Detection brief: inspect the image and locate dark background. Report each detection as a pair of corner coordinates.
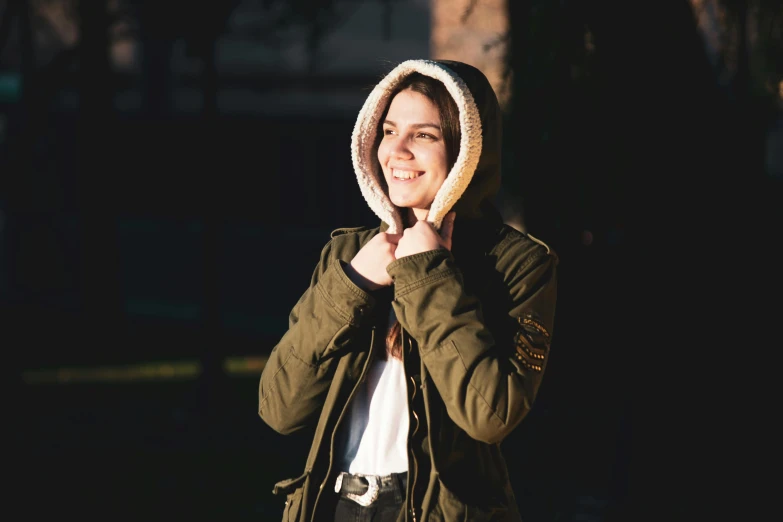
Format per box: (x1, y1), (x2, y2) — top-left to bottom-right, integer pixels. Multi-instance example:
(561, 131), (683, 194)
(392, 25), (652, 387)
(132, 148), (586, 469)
(3, 1), (781, 520)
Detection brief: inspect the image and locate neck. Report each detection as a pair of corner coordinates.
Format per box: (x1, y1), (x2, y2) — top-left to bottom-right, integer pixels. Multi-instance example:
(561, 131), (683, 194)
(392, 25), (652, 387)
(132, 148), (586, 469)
(406, 208), (428, 227)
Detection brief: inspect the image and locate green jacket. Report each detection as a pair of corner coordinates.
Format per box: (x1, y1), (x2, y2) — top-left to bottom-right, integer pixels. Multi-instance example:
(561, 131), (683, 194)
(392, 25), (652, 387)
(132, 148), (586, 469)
(258, 60), (558, 522)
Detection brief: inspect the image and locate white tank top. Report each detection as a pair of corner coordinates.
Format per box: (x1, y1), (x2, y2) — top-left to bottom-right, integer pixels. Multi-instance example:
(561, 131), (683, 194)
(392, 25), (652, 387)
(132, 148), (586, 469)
(341, 311), (409, 475)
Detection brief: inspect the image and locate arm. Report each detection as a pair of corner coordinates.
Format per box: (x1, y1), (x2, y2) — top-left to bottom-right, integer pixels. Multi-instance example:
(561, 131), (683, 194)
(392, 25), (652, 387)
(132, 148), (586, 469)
(387, 240), (557, 444)
(258, 240), (376, 435)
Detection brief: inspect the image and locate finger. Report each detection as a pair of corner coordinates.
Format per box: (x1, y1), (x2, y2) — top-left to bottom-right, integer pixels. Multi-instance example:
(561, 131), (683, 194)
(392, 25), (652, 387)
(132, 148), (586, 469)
(440, 212), (456, 242)
(413, 218), (440, 234)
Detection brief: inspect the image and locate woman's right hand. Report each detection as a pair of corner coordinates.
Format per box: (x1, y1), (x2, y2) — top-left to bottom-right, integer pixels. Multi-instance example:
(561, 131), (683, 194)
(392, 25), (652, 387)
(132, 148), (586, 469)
(345, 232), (401, 291)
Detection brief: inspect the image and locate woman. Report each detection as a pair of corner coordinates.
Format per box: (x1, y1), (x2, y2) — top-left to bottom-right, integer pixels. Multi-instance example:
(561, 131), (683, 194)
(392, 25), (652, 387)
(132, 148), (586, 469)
(258, 59), (558, 522)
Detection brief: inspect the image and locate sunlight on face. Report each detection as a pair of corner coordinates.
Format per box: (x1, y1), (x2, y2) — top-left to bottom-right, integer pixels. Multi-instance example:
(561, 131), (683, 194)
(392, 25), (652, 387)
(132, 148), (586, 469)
(377, 89), (449, 222)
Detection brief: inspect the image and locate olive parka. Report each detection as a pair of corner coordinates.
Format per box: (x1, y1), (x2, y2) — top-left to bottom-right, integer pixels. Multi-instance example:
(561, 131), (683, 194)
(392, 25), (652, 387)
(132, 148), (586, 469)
(258, 59), (558, 522)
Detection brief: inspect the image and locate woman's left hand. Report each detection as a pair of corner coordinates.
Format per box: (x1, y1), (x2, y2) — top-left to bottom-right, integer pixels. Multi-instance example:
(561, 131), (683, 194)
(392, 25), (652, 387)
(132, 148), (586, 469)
(395, 212), (456, 259)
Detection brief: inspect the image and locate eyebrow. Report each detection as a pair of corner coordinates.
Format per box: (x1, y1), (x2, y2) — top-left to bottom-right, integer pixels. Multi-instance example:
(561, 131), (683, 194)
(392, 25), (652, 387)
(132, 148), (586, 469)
(383, 120), (442, 131)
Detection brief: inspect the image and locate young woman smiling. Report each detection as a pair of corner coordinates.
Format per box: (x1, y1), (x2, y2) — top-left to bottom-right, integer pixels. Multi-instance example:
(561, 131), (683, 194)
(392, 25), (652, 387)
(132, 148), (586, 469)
(259, 60), (558, 522)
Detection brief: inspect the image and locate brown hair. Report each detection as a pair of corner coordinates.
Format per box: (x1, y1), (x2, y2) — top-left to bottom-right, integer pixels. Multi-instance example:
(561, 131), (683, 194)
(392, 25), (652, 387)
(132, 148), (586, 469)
(379, 73), (461, 359)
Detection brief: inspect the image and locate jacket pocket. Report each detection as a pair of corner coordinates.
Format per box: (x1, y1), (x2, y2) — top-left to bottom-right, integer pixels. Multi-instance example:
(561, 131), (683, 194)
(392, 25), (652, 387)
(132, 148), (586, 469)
(428, 479), (509, 522)
(274, 472), (309, 522)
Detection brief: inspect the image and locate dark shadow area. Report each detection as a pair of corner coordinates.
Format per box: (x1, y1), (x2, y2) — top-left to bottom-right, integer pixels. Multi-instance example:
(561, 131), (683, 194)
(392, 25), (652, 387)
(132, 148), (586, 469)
(3, 0), (780, 520)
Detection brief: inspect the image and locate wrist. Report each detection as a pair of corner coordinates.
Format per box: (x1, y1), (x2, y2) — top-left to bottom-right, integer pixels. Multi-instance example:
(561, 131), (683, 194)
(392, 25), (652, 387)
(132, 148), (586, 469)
(345, 262), (382, 291)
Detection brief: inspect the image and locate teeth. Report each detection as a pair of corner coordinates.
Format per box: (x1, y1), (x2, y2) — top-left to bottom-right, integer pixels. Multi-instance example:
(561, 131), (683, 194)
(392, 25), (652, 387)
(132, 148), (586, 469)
(392, 169), (421, 180)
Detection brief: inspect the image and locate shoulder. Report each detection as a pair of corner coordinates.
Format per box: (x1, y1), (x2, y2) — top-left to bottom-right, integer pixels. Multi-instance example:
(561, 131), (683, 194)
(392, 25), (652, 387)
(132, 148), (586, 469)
(329, 225), (378, 240)
(306, 225), (380, 284)
(491, 225), (559, 274)
(325, 225), (381, 263)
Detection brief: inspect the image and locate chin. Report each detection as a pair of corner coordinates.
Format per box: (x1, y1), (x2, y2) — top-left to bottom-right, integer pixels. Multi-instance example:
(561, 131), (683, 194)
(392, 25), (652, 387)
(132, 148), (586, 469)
(389, 194), (411, 208)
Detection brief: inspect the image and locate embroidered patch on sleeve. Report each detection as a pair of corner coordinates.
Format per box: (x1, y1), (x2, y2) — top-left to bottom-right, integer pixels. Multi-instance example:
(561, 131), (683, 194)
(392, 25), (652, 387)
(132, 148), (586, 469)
(513, 313), (550, 372)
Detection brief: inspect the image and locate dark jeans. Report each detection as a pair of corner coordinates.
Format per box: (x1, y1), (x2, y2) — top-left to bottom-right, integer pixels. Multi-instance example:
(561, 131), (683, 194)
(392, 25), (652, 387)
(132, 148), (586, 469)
(333, 473), (406, 522)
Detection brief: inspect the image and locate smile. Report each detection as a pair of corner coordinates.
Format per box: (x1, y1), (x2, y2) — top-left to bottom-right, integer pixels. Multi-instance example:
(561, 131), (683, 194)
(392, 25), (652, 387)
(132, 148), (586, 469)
(391, 169), (424, 180)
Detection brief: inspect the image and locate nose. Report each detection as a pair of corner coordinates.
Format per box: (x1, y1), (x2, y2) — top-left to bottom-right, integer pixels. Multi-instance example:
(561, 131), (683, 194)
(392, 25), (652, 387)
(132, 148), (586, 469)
(389, 137), (413, 159)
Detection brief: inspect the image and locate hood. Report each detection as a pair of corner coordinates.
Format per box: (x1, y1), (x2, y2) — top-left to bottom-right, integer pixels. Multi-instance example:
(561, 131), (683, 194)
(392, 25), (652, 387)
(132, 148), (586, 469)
(351, 59), (502, 234)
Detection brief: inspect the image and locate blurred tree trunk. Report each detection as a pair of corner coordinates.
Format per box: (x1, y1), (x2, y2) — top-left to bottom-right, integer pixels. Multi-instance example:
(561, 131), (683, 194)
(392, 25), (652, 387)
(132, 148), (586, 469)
(77, 0), (121, 343)
(2, 0), (35, 412)
(504, 1), (747, 520)
(505, 0), (595, 244)
(505, 0), (547, 237)
(201, 35), (218, 119)
(724, 0), (772, 197)
(0, 1), (17, 54)
(3, 0), (36, 175)
(137, 0), (174, 117)
(197, 30), (222, 431)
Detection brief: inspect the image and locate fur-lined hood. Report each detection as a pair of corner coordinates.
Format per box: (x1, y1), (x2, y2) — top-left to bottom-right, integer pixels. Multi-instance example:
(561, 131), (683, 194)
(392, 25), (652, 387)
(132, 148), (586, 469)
(351, 59), (502, 234)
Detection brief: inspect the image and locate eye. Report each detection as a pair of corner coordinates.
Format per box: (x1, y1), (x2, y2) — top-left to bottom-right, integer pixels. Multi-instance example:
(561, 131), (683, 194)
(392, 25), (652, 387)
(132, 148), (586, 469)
(417, 132), (437, 140)
(383, 128), (396, 136)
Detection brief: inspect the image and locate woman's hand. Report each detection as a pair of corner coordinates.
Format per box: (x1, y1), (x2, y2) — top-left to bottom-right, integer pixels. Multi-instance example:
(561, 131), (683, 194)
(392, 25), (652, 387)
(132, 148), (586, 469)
(395, 212), (456, 259)
(346, 232), (401, 290)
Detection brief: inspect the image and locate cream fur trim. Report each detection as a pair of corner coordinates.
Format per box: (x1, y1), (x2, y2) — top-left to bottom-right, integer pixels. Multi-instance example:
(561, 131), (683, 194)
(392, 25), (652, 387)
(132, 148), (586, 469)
(351, 60), (483, 234)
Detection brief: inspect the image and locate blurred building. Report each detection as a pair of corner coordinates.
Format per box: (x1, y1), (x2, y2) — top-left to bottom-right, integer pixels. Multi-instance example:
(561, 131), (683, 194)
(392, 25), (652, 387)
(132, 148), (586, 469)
(2, 0), (512, 115)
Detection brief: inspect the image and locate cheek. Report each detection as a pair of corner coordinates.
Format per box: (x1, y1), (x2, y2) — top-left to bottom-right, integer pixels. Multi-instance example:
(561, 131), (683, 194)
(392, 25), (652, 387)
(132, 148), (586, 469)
(423, 149), (447, 177)
(377, 141), (388, 166)
(437, 150), (449, 178)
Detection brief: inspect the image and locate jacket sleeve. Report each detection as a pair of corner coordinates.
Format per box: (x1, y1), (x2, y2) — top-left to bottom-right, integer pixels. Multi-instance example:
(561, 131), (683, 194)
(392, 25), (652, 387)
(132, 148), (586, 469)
(386, 242), (557, 444)
(258, 240), (376, 435)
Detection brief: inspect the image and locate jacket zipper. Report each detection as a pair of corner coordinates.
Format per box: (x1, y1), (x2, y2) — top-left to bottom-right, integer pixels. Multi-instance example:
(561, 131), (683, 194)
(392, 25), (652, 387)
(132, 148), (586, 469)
(311, 327), (377, 522)
(402, 328), (418, 522)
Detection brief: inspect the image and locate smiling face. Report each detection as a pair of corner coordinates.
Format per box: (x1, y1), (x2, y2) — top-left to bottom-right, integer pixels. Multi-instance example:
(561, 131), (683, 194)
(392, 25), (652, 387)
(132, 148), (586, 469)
(377, 89), (450, 223)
